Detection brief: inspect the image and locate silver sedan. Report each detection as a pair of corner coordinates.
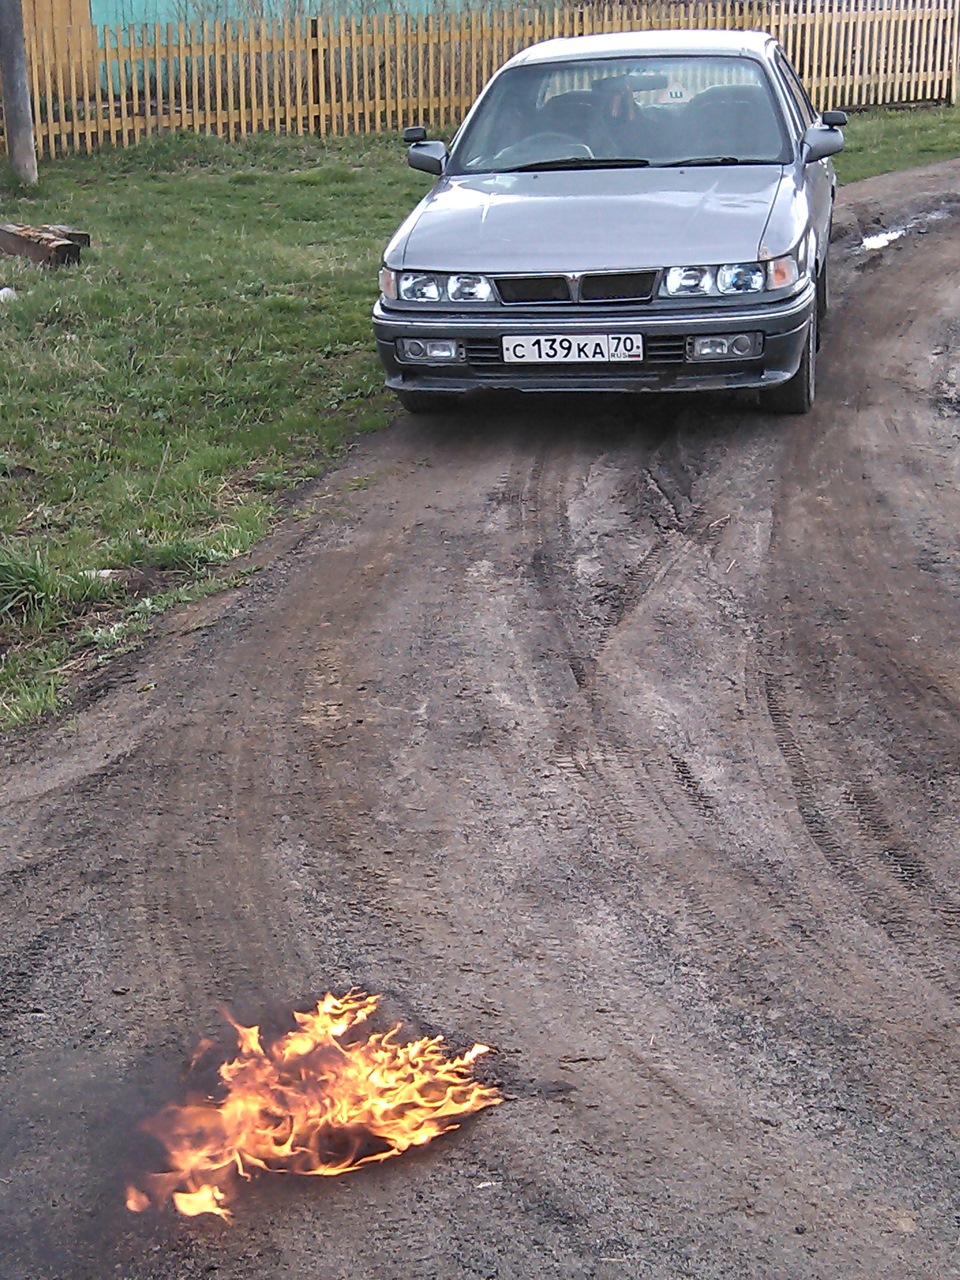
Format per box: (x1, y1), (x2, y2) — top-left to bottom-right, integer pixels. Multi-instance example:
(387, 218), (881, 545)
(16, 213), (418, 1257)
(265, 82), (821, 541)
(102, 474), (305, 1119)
(373, 30), (845, 415)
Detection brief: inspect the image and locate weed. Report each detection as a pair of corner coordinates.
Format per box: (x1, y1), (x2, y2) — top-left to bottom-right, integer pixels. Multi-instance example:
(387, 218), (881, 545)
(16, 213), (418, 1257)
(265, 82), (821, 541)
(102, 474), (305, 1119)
(0, 543), (115, 630)
(0, 642), (71, 728)
(0, 545), (62, 625)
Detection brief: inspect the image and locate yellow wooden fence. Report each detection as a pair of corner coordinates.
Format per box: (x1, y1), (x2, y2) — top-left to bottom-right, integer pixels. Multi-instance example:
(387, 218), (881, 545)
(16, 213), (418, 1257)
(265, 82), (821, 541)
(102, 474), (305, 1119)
(23, 0), (91, 64)
(9, 0), (960, 158)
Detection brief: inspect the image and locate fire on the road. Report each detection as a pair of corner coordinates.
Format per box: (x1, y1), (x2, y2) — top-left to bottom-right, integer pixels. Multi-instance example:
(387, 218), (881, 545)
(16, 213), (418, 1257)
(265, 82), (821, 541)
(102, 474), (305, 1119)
(126, 990), (501, 1220)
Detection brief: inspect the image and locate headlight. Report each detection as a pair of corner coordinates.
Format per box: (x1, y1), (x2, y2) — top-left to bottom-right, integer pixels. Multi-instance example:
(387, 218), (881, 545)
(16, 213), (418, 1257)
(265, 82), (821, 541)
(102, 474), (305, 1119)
(661, 254), (803, 297)
(717, 263), (766, 295)
(395, 271), (495, 303)
(399, 272), (443, 302)
(664, 266), (714, 296)
(447, 273), (494, 302)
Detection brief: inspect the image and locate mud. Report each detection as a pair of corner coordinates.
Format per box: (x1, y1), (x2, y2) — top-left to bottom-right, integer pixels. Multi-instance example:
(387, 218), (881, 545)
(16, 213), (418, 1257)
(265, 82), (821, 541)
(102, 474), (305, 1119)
(2, 162), (960, 1280)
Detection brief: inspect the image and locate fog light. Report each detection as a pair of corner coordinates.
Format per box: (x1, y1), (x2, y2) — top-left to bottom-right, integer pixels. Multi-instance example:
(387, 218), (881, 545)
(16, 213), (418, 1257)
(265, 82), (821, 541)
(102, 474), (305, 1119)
(425, 339), (460, 360)
(397, 338), (462, 363)
(688, 333), (761, 361)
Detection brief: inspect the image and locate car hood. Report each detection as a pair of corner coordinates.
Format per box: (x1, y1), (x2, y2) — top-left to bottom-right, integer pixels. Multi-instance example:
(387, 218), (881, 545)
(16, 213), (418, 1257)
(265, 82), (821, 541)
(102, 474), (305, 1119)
(390, 166), (786, 273)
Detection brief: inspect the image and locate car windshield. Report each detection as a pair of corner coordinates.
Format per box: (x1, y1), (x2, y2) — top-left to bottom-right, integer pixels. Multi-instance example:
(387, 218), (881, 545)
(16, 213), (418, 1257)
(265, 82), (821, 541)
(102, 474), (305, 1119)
(450, 54), (790, 174)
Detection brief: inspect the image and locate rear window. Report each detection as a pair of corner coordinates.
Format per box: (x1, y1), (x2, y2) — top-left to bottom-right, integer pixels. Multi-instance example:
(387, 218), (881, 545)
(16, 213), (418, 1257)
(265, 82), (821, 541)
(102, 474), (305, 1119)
(451, 54), (790, 173)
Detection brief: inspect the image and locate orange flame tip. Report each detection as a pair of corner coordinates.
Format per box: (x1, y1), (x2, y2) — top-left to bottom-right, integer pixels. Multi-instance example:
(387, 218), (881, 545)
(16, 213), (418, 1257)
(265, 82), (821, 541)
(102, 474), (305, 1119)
(125, 1186), (150, 1213)
(172, 1186), (232, 1220)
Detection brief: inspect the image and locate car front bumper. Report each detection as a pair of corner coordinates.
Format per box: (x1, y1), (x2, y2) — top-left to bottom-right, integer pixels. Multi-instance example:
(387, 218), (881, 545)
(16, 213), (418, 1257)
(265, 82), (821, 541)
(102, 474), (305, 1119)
(372, 284), (815, 395)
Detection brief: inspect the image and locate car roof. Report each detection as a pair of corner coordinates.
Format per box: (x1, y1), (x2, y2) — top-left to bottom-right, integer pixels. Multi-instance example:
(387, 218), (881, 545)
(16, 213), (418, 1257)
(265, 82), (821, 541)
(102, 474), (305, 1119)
(505, 29), (777, 67)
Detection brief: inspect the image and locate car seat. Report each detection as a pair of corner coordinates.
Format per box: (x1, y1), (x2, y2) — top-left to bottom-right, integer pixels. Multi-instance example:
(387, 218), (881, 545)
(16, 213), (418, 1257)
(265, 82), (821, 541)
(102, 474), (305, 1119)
(682, 84), (784, 160)
(535, 91), (615, 155)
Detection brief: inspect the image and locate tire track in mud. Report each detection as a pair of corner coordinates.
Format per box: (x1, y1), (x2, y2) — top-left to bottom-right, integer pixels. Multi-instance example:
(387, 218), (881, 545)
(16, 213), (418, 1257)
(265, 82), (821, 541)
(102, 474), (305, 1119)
(591, 452), (734, 654)
(499, 416), (960, 1132)
(485, 467), (526, 515)
(539, 714), (926, 1180)
(551, 724), (827, 978)
(488, 434), (758, 968)
(843, 778), (941, 894)
(505, 430), (834, 994)
(667, 751), (718, 817)
(762, 668), (960, 998)
(530, 638), (957, 1207)
(750, 220), (960, 1013)
(506, 425), (723, 692)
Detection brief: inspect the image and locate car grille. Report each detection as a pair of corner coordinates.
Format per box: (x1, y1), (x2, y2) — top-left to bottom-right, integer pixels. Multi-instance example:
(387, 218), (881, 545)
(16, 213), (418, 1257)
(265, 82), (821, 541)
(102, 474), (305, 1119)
(643, 337), (687, 363)
(495, 276), (570, 304)
(580, 271), (657, 302)
(464, 336), (687, 367)
(493, 272), (659, 305)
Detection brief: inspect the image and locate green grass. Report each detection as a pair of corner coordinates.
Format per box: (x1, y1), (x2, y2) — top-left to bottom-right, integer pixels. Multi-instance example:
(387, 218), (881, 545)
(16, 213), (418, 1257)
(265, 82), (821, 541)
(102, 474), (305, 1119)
(0, 542), (116, 627)
(834, 101), (960, 185)
(0, 130), (427, 729)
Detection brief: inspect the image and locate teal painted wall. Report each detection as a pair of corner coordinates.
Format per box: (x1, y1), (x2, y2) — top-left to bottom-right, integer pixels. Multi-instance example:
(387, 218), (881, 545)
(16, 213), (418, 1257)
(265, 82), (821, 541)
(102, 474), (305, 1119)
(90, 0), (432, 25)
(92, 0), (306, 24)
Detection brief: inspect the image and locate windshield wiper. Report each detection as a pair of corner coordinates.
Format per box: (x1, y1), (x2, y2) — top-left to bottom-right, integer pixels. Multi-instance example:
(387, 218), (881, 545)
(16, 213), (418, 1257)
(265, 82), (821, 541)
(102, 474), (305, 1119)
(503, 156), (652, 173)
(658, 156), (769, 168)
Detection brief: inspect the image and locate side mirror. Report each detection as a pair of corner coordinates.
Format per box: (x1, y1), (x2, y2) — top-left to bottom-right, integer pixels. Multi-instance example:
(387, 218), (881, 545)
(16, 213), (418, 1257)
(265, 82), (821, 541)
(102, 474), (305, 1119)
(801, 123), (844, 164)
(822, 110), (848, 128)
(408, 140), (447, 177)
(403, 125), (427, 144)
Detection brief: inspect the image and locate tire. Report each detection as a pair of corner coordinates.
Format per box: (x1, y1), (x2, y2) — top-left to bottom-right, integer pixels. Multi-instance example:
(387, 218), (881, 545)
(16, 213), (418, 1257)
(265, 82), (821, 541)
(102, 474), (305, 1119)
(396, 389), (460, 415)
(760, 309), (816, 416)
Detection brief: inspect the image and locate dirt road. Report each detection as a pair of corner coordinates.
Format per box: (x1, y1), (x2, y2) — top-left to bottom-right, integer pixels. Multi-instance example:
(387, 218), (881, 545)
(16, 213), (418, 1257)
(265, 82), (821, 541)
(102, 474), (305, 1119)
(2, 165), (960, 1280)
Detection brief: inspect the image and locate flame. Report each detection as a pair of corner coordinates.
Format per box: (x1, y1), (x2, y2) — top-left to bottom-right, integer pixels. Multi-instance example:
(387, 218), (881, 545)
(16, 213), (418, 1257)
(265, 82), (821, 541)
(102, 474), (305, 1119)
(126, 990), (501, 1220)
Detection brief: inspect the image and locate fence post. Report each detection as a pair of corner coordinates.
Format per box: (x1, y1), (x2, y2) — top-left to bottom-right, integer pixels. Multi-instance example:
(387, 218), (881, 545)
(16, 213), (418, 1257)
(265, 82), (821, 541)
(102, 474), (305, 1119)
(0, 0), (39, 181)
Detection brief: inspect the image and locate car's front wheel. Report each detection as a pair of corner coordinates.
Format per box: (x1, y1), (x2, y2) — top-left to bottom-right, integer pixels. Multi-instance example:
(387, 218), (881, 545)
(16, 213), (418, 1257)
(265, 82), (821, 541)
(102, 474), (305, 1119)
(760, 310), (816, 416)
(396, 389), (460, 415)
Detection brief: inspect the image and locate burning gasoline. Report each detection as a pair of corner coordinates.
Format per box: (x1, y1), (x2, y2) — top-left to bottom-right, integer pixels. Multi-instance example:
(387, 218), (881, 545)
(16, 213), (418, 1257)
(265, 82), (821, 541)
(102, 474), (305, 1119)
(126, 990), (501, 1220)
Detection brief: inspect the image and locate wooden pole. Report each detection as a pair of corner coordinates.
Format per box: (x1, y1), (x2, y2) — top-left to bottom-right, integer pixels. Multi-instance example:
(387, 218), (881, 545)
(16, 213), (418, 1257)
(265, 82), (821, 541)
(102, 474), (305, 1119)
(0, 0), (38, 183)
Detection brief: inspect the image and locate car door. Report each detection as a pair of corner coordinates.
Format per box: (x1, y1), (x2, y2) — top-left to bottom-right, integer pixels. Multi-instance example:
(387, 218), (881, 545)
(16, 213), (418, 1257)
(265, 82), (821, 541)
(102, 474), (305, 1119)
(775, 48), (834, 266)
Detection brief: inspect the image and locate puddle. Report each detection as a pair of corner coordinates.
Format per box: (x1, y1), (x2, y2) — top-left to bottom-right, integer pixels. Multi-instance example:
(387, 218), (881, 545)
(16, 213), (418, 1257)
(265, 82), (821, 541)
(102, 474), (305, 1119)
(861, 208), (950, 252)
(862, 226), (908, 250)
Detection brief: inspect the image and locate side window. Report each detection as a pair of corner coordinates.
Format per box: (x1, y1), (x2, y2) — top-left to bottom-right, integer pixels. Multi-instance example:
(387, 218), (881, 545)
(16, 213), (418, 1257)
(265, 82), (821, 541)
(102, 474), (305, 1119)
(775, 51), (816, 130)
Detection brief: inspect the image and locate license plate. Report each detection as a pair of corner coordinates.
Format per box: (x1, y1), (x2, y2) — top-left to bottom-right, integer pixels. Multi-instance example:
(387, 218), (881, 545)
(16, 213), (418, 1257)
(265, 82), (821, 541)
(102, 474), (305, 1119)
(502, 334), (644, 364)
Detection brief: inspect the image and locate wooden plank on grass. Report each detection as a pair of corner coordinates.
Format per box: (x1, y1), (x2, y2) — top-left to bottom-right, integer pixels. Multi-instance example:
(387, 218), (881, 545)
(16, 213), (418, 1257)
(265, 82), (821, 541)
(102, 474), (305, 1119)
(40, 224), (91, 245)
(0, 225), (81, 266)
